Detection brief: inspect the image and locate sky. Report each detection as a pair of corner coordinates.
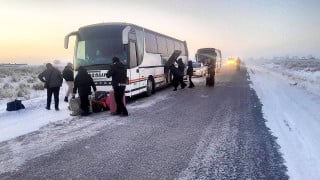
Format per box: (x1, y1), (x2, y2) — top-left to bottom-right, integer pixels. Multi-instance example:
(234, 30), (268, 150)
(1, 0), (320, 64)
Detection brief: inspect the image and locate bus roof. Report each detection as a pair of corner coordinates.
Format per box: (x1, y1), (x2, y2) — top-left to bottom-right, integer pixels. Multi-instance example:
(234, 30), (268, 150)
(197, 48), (216, 53)
(79, 22), (186, 43)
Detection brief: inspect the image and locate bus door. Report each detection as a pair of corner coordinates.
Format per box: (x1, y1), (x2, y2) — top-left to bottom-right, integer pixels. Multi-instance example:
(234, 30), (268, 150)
(129, 40), (140, 95)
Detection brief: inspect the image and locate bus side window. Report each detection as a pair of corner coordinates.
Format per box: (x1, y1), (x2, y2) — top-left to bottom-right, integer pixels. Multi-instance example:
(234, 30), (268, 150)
(129, 41), (138, 68)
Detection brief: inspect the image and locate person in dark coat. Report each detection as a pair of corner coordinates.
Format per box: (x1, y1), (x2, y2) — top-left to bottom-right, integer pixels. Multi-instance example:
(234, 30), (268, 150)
(38, 63), (63, 110)
(176, 58), (187, 89)
(169, 64), (181, 91)
(186, 61), (195, 88)
(62, 62), (74, 102)
(106, 57), (128, 116)
(206, 61), (216, 87)
(73, 66), (97, 116)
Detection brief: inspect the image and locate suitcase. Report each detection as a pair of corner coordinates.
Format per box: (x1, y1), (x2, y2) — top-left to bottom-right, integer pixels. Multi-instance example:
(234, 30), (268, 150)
(108, 90), (126, 113)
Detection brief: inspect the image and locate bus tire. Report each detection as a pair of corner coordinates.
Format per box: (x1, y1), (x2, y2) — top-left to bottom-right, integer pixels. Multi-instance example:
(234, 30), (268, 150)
(145, 78), (154, 97)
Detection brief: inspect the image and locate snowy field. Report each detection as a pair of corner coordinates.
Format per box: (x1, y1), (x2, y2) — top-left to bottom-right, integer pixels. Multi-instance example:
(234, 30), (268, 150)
(0, 64), (67, 142)
(1, 60), (320, 179)
(245, 58), (320, 180)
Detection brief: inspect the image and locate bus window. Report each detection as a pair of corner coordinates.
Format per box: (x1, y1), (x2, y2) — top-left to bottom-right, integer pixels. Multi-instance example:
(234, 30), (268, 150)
(136, 29), (144, 65)
(166, 39), (174, 56)
(129, 41), (138, 68)
(156, 35), (168, 55)
(145, 32), (158, 53)
(75, 27), (128, 69)
(174, 41), (181, 52)
(180, 42), (186, 56)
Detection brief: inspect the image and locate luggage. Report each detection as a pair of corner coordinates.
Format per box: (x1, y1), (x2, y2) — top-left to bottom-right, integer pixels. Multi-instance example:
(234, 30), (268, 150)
(94, 91), (108, 100)
(91, 99), (108, 112)
(91, 91), (108, 113)
(69, 97), (82, 116)
(6, 100), (25, 111)
(101, 97), (110, 110)
(108, 90), (126, 113)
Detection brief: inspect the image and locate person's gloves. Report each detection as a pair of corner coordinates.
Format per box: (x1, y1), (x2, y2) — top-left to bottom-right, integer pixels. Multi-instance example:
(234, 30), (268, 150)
(72, 94), (75, 99)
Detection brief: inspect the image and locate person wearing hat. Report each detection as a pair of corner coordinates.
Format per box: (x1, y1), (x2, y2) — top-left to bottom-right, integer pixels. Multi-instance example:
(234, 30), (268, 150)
(62, 62), (74, 102)
(38, 63), (63, 110)
(106, 57), (128, 116)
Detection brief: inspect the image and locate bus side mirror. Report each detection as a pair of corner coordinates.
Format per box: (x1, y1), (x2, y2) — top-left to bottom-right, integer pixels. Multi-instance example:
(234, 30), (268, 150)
(64, 36), (69, 49)
(64, 31), (78, 49)
(122, 26), (131, 44)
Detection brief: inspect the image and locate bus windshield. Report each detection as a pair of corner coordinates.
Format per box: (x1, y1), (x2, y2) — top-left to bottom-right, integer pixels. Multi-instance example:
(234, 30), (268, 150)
(75, 27), (128, 69)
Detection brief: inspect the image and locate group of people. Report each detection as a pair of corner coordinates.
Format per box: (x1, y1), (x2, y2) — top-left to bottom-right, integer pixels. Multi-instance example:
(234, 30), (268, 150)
(38, 56), (128, 117)
(169, 58), (195, 91)
(38, 57), (200, 116)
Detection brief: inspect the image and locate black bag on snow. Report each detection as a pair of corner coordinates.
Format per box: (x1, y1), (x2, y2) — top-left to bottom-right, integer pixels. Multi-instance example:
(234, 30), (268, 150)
(6, 100), (25, 111)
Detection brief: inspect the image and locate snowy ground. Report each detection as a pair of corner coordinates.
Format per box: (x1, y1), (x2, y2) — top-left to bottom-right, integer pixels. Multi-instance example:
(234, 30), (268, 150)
(245, 59), (320, 180)
(0, 82), (69, 143)
(0, 82), (171, 174)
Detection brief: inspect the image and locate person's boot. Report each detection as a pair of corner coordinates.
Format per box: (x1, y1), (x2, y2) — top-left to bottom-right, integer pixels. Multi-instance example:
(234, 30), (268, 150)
(64, 96), (68, 102)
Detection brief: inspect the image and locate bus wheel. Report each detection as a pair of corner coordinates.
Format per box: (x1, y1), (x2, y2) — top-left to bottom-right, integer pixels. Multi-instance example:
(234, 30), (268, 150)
(146, 78), (154, 97)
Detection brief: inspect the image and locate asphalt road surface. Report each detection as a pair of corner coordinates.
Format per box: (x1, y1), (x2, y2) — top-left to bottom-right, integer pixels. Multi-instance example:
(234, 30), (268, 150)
(0, 66), (288, 179)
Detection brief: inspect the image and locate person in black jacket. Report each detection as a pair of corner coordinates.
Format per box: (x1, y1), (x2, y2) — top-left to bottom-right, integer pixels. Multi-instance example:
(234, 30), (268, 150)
(62, 63), (74, 102)
(106, 57), (128, 116)
(73, 66), (96, 116)
(169, 64), (180, 91)
(38, 63), (63, 110)
(186, 61), (195, 88)
(176, 58), (187, 89)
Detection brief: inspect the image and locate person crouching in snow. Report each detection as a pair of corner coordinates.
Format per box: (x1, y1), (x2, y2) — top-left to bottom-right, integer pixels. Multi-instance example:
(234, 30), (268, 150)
(62, 62), (74, 102)
(72, 66), (96, 116)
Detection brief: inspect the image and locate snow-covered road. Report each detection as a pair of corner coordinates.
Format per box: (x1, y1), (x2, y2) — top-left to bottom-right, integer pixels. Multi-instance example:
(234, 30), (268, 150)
(247, 62), (320, 180)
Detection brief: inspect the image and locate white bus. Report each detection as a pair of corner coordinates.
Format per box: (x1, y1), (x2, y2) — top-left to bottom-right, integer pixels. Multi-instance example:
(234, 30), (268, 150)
(64, 22), (188, 97)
